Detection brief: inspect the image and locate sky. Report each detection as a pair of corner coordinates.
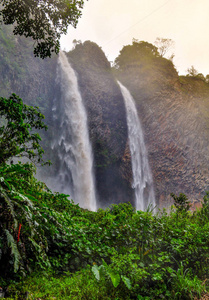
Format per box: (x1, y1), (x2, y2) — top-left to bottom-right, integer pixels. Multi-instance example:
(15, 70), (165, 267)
(60, 0), (209, 76)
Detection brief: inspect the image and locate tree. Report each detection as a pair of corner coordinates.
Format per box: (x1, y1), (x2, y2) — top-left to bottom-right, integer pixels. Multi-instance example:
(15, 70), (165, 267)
(132, 39), (159, 56)
(154, 37), (174, 58)
(72, 39), (82, 48)
(170, 193), (191, 214)
(114, 40), (159, 69)
(0, 0), (86, 58)
(196, 73), (205, 81)
(0, 93), (49, 165)
(186, 65), (198, 77)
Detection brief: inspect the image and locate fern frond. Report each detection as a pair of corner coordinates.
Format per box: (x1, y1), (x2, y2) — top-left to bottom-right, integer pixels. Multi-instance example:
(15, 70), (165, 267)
(0, 188), (18, 229)
(12, 191), (34, 208)
(5, 229), (21, 273)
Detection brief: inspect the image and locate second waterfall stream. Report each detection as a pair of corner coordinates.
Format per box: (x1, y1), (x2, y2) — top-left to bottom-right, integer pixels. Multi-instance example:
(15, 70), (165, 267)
(118, 81), (156, 211)
(52, 51), (97, 211)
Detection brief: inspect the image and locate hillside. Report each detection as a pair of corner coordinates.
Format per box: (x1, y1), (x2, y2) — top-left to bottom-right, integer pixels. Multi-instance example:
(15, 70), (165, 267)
(1, 28), (209, 208)
(115, 40), (209, 207)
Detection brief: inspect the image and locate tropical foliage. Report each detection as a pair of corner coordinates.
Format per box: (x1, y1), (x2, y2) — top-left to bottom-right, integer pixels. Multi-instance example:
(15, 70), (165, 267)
(1, 160), (209, 299)
(0, 0), (86, 58)
(114, 39), (160, 70)
(0, 99), (208, 298)
(0, 94), (49, 165)
(0, 16), (208, 297)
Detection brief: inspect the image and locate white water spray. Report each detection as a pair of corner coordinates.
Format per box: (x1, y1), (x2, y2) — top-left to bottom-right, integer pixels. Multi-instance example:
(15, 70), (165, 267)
(118, 81), (155, 211)
(52, 52), (97, 211)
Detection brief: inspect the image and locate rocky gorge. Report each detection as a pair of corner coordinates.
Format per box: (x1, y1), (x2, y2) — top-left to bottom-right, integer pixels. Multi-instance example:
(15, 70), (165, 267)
(1, 26), (209, 209)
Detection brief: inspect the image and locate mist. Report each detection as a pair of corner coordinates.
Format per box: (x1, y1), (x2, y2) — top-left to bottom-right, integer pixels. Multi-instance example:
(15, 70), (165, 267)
(61, 0), (209, 75)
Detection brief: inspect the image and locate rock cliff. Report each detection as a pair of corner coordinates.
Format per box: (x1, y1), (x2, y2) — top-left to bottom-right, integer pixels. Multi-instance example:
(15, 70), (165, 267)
(1, 27), (209, 209)
(115, 42), (209, 207)
(67, 41), (133, 207)
(0, 24), (57, 162)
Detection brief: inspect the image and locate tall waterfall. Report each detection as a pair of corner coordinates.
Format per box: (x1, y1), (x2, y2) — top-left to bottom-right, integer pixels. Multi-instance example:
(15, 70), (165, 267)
(52, 52), (97, 211)
(118, 81), (155, 211)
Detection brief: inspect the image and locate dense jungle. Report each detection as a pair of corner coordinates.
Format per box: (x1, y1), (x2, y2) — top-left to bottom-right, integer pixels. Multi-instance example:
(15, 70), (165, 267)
(0, 0), (209, 299)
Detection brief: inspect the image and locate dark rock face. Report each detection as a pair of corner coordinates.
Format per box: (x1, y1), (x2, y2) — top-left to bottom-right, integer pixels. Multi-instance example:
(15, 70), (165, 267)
(0, 25), (57, 168)
(116, 57), (209, 208)
(2, 27), (209, 210)
(67, 42), (134, 207)
(0, 28), (134, 208)
(0, 25), (57, 114)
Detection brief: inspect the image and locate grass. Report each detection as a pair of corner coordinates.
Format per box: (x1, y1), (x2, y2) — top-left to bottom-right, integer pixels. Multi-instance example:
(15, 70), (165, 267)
(5, 268), (122, 300)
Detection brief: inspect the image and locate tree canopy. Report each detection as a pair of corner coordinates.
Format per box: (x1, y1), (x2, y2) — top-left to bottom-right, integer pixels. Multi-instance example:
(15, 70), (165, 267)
(0, 94), (49, 165)
(154, 37), (174, 58)
(0, 0), (86, 58)
(114, 39), (159, 69)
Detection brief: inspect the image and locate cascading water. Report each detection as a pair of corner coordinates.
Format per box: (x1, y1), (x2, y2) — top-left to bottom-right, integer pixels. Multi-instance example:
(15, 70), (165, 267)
(51, 51), (97, 211)
(118, 81), (155, 211)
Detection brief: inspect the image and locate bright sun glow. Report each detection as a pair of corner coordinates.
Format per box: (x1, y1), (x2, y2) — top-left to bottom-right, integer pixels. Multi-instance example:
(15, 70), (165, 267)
(60, 0), (209, 76)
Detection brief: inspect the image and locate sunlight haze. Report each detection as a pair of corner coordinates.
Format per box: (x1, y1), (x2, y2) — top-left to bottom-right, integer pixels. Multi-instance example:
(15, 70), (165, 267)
(60, 0), (209, 75)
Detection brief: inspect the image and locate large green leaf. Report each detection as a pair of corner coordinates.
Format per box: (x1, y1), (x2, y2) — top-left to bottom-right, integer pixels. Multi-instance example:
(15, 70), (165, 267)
(5, 229), (21, 273)
(109, 272), (120, 288)
(121, 275), (132, 290)
(92, 265), (100, 281)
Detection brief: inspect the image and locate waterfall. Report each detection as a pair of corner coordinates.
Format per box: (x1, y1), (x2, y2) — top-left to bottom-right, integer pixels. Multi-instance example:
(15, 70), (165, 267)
(52, 51), (97, 211)
(118, 81), (155, 211)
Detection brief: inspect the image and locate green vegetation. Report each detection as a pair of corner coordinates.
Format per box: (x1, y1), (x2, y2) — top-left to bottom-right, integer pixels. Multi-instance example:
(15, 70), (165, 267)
(1, 154), (209, 299)
(0, 6), (209, 296)
(0, 0), (86, 58)
(0, 97), (208, 298)
(114, 39), (160, 70)
(0, 94), (49, 165)
(113, 39), (179, 100)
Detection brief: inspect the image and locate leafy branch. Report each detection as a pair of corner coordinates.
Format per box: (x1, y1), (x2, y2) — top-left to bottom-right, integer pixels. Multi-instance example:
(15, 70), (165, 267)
(0, 93), (50, 165)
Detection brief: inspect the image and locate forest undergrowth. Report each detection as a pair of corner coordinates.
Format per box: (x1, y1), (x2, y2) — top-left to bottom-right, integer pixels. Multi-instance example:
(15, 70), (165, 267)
(0, 161), (209, 299)
(0, 94), (208, 299)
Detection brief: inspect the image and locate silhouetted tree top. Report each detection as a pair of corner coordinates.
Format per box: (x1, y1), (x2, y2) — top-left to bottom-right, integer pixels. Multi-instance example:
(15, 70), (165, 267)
(154, 37), (174, 58)
(114, 39), (160, 69)
(0, 0), (86, 58)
